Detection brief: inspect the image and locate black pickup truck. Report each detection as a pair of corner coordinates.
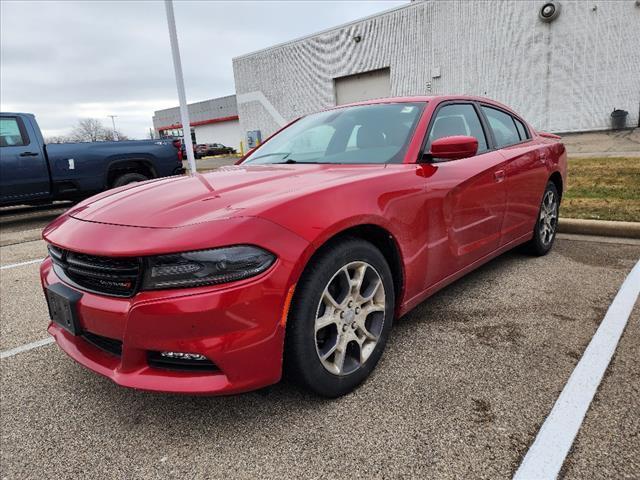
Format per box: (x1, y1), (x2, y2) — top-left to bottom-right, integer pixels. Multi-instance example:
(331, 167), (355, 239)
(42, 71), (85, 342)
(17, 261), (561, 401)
(0, 112), (185, 206)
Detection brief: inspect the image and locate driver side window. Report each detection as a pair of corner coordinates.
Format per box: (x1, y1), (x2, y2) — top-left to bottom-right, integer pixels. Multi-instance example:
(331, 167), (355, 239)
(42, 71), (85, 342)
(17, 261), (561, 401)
(0, 117), (28, 147)
(426, 104), (488, 154)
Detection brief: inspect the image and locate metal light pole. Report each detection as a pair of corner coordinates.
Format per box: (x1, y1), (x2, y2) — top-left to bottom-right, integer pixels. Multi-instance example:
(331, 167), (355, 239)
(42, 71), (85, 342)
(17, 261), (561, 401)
(164, 0), (197, 174)
(108, 115), (118, 141)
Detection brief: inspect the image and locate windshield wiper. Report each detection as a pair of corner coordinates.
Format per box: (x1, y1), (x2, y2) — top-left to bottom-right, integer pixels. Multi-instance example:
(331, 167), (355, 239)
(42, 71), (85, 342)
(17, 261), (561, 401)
(247, 152), (291, 161)
(272, 159), (319, 164)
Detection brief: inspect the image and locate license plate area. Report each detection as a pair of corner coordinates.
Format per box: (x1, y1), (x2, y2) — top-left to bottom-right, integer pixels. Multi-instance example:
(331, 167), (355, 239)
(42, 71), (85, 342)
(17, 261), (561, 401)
(46, 283), (82, 335)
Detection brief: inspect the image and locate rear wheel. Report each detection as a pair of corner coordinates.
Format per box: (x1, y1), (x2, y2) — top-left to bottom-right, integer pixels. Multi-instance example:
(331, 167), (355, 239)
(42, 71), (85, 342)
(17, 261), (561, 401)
(285, 238), (394, 397)
(524, 181), (559, 256)
(112, 172), (148, 188)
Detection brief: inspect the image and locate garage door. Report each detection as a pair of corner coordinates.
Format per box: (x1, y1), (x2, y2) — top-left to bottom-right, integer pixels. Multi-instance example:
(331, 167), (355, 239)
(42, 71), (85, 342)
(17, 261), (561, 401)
(334, 68), (391, 105)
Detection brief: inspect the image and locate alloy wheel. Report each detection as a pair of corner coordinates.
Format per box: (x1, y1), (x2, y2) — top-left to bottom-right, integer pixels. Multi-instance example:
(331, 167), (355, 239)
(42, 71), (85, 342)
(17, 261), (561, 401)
(539, 190), (558, 245)
(314, 261), (386, 376)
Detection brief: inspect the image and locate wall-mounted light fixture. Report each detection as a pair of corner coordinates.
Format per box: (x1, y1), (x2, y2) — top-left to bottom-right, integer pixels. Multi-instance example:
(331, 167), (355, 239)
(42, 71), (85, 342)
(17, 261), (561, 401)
(539, 1), (561, 22)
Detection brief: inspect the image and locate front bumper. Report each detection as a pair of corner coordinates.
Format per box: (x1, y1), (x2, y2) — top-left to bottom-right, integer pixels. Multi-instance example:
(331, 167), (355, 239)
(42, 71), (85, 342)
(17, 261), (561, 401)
(41, 254), (290, 395)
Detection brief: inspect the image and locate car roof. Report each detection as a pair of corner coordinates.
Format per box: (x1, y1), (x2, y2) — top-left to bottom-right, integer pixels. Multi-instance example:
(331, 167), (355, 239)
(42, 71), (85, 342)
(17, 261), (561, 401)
(326, 95), (523, 120)
(336, 95), (505, 107)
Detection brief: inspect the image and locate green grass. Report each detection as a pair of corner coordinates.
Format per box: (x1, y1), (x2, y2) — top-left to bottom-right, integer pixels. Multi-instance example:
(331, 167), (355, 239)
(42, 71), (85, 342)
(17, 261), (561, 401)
(563, 157), (640, 222)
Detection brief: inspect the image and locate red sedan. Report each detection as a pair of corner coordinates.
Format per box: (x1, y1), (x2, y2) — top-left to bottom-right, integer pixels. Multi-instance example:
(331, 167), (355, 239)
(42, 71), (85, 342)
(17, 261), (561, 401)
(40, 96), (566, 397)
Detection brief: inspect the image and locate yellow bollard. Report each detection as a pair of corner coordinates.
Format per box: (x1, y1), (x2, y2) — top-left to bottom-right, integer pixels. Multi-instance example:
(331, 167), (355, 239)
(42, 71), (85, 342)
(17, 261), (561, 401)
(239, 140), (244, 156)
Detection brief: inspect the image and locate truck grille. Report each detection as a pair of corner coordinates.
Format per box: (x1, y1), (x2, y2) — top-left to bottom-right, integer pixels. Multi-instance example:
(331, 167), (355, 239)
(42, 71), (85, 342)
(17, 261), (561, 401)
(48, 245), (141, 297)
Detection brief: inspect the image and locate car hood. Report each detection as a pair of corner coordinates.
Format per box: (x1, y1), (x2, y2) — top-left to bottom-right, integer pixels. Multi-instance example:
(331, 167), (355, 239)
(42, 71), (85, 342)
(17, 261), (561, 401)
(68, 164), (388, 228)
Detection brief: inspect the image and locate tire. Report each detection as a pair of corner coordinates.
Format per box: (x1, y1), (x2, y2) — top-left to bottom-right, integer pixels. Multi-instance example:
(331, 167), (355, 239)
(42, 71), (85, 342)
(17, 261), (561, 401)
(112, 172), (148, 188)
(523, 181), (560, 256)
(284, 238), (395, 397)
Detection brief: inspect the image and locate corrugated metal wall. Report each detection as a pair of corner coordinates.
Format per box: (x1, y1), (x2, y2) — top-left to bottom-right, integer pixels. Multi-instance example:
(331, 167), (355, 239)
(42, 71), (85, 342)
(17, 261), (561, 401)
(233, 0), (640, 139)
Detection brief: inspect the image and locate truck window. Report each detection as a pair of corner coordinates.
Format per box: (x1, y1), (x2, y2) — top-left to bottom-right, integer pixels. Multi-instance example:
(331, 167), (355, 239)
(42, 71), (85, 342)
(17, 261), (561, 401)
(0, 117), (28, 147)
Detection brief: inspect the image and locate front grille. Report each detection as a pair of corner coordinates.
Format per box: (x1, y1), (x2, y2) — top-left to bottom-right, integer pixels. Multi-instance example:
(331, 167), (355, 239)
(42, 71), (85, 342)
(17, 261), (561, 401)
(48, 245), (141, 297)
(82, 332), (123, 357)
(147, 352), (219, 372)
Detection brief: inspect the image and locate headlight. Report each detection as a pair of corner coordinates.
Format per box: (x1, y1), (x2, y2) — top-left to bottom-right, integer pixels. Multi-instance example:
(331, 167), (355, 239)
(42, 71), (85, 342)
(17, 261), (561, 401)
(141, 245), (276, 290)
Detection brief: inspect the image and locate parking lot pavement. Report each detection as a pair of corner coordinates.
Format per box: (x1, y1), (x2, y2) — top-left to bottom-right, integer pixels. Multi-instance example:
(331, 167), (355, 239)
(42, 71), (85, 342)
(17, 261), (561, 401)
(184, 155), (237, 172)
(561, 307), (640, 479)
(1, 237), (639, 479)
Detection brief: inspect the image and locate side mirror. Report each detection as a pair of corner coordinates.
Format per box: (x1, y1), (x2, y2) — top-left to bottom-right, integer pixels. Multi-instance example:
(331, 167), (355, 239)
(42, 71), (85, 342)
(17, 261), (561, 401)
(427, 135), (478, 161)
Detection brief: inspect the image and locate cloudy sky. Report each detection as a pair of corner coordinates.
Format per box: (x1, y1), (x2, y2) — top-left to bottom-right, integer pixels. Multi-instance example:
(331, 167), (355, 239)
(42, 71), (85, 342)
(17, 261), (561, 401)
(1, 0), (405, 139)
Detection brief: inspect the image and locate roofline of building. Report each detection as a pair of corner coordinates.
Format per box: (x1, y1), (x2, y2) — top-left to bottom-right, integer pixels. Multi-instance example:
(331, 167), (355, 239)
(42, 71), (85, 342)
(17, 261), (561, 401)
(153, 93), (237, 117)
(232, 1), (422, 61)
(156, 115), (239, 131)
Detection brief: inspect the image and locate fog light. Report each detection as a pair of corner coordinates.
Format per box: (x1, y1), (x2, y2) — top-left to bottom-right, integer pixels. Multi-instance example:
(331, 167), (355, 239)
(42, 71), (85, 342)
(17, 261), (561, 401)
(160, 351), (208, 361)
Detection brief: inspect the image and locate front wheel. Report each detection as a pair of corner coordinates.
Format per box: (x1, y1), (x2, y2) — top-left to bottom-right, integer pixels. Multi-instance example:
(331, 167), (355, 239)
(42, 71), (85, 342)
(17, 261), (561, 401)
(524, 181), (560, 256)
(284, 238), (395, 397)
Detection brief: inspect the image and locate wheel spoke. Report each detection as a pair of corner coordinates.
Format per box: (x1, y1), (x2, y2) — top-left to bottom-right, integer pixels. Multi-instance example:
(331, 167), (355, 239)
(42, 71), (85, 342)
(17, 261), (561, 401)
(357, 322), (378, 341)
(322, 290), (343, 309)
(315, 311), (337, 331)
(314, 260), (386, 376)
(361, 303), (385, 316)
(349, 264), (367, 294)
(333, 345), (346, 374)
(320, 342), (338, 361)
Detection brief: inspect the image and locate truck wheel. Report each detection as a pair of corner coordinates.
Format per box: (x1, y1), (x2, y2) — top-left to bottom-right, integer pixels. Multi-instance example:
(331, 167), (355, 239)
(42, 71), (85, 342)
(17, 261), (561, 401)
(112, 173), (148, 188)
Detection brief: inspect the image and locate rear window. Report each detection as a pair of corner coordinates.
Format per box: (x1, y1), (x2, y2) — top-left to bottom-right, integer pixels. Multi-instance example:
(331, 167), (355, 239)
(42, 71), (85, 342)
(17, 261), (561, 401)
(513, 117), (529, 141)
(243, 102), (425, 165)
(0, 117), (28, 147)
(481, 106), (520, 148)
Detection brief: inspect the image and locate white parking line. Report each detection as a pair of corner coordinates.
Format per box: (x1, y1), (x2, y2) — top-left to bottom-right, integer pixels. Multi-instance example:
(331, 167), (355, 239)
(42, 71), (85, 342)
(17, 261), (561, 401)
(0, 258), (44, 270)
(514, 259), (640, 480)
(0, 337), (55, 360)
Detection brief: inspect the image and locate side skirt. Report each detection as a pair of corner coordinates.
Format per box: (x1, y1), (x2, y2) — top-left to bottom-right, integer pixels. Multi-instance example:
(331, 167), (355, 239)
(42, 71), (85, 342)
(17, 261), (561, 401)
(398, 231), (533, 317)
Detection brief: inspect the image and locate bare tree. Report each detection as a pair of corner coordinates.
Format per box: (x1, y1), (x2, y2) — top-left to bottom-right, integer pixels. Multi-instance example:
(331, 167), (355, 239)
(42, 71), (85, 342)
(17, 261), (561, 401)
(70, 118), (104, 142)
(69, 118), (129, 142)
(101, 128), (128, 142)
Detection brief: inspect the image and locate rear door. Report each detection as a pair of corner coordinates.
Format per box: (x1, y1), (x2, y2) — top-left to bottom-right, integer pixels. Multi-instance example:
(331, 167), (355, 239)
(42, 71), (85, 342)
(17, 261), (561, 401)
(479, 105), (548, 245)
(422, 102), (508, 283)
(0, 115), (51, 203)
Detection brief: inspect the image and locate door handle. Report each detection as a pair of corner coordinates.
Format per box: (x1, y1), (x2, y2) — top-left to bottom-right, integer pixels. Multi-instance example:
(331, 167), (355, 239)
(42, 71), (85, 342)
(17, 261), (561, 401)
(19, 152), (39, 157)
(494, 169), (506, 183)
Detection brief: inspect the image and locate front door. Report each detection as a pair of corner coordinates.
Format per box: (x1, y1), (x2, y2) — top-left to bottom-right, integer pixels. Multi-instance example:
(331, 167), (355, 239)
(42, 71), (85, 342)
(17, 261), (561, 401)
(422, 103), (507, 286)
(0, 116), (50, 203)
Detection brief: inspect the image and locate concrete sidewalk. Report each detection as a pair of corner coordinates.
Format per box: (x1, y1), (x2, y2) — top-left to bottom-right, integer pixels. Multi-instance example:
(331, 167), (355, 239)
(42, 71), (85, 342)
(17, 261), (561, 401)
(562, 128), (640, 158)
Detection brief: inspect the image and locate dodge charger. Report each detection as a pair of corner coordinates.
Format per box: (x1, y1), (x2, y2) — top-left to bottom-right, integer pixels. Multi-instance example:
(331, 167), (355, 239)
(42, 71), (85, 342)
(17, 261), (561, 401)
(40, 96), (567, 397)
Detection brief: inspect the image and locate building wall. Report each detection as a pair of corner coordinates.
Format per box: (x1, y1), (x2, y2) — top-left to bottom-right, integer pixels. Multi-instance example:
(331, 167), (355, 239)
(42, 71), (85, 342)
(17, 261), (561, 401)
(194, 119), (241, 149)
(152, 95), (238, 132)
(233, 0), (640, 139)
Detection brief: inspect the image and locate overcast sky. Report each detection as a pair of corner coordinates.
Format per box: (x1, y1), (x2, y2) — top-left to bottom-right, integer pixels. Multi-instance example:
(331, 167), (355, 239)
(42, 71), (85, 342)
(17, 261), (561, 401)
(1, 0), (405, 139)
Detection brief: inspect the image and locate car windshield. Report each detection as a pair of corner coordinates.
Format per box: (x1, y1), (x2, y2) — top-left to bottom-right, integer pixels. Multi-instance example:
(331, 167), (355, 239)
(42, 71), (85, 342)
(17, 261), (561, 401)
(242, 102), (425, 165)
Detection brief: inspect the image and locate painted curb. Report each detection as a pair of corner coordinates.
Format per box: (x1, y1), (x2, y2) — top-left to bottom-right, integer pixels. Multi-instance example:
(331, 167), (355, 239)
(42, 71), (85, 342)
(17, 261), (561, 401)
(558, 218), (640, 239)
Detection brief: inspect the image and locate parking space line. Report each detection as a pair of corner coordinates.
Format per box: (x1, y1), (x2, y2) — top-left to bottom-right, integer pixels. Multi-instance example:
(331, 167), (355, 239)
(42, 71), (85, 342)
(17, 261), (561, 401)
(514, 259), (640, 480)
(0, 337), (55, 359)
(0, 258), (44, 270)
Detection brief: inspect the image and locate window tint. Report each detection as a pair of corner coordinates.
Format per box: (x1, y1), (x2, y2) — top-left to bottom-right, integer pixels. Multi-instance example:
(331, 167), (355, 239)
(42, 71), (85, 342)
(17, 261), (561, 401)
(0, 117), (27, 147)
(513, 117), (529, 141)
(481, 106), (520, 147)
(427, 104), (488, 153)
